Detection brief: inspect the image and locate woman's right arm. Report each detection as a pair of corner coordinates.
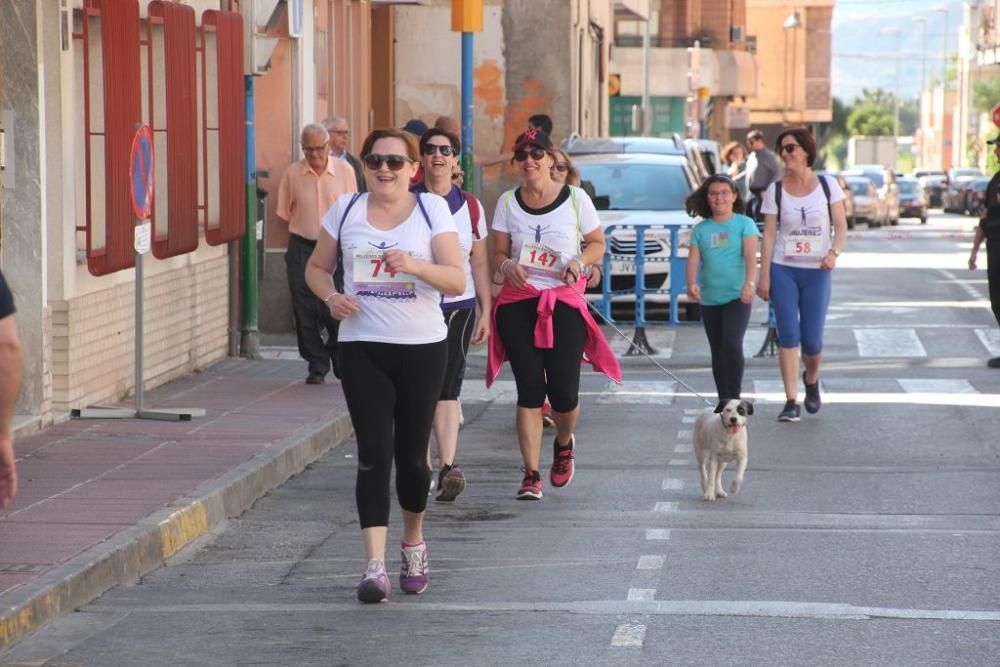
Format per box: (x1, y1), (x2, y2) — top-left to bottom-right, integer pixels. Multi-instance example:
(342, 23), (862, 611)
(306, 234), (359, 319)
(685, 244), (701, 302)
(756, 213), (777, 301)
(492, 231), (528, 289)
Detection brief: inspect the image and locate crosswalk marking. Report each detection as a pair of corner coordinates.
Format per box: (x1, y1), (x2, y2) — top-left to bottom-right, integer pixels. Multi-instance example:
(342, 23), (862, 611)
(854, 329), (927, 357)
(610, 622), (646, 648)
(662, 478), (684, 491)
(636, 555), (665, 570)
(627, 588), (656, 601)
(975, 329), (1000, 357)
(897, 379), (977, 394)
(645, 529), (671, 540)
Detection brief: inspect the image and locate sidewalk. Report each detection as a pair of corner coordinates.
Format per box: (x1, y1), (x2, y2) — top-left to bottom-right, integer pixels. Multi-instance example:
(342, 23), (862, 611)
(0, 355), (353, 651)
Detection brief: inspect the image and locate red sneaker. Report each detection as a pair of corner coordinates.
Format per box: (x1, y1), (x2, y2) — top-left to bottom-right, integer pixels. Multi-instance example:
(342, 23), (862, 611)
(550, 435), (575, 488)
(516, 470), (543, 500)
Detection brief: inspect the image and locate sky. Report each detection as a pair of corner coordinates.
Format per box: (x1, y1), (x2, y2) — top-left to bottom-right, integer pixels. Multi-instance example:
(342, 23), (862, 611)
(831, 0), (964, 103)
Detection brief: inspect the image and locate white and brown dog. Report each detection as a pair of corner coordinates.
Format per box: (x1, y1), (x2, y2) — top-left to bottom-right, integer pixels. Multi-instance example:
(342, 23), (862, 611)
(694, 399), (753, 501)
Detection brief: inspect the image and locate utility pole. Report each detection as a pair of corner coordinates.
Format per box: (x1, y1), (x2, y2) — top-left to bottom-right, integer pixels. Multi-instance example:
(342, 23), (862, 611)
(452, 0), (483, 193)
(239, 0), (260, 359)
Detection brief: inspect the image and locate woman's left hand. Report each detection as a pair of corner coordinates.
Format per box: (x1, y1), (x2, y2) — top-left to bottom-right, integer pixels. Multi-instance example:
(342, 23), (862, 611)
(820, 251), (838, 271)
(471, 316), (490, 345)
(382, 249), (418, 277)
(562, 259), (583, 286)
(586, 264), (602, 289)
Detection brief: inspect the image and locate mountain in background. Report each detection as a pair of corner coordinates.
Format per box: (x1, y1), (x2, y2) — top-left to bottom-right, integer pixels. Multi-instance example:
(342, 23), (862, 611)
(831, 0), (962, 104)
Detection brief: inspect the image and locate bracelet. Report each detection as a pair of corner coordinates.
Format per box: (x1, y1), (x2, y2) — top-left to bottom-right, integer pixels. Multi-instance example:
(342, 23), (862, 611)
(499, 258), (513, 276)
(323, 292), (338, 303)
(745, 280), (756, 287)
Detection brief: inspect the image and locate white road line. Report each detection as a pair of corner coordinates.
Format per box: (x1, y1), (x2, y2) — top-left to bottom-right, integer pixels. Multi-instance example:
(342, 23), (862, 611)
(636, 555), (665, 570)
(627, 588), (656, 601)
(854, 328), (927, 357)
(898, 379), (977, 394)
(684, 408), (702, 415)
(610, 622), (647, 648)
(676, 430), (692, 440)
(645, 529), (671, 540)
(975, 328), (1000, 356)
(682, 416), (697, 423)
(662, 478), (684, 491)
(668, 458), (689, 466)
(938, 268), (985, 301)
(674, 443), (692, 454)
(752, 380), (787, 402)
(654, 502), (678, 513)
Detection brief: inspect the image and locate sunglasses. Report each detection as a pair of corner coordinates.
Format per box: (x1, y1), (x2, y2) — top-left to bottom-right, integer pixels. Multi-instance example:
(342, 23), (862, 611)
(552, 162), (569, 173)
(514, 147), (548, 162)
(363, 153), (414, 171)
(452, 172), (464, 181)
(421, 144), (455, 157)
(780, 144), (801, 154)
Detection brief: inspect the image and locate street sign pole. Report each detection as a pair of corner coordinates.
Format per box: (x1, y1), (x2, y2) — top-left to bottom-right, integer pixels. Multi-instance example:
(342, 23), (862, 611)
(72, 125), (204, 421)
(452, 0), (482, 193)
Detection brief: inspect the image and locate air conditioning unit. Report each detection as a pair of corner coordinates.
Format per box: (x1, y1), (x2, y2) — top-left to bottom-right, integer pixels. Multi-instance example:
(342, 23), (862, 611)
(730, 26), (744, 42)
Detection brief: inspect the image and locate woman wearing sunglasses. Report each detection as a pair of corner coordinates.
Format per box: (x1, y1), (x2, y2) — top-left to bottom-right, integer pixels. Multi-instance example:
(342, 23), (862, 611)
(489, 130), (620, 500)
(306, 128), (465, 603)
(756, 127), (848, 423)
(684, 174), (760, 405)
(412, 128), (491, 502)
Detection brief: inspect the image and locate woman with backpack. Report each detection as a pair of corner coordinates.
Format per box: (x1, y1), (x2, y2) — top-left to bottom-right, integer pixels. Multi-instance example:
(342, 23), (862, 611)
(412, 128), (491, 502)
(488, 129), (620, 500)
(756, 128), (848, 422)
(305, 128), (465, 603)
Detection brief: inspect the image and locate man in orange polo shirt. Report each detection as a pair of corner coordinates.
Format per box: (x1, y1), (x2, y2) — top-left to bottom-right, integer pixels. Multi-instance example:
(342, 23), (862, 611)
(277, 123), (358, 384)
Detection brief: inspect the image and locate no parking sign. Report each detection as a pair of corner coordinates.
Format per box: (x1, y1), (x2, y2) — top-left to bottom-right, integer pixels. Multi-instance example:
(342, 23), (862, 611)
(129, 125), (154, 220)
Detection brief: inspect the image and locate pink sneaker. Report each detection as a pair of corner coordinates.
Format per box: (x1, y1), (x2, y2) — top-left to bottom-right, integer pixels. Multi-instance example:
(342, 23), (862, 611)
(550, 435), (575, 488)
(357, 559), (390, 603)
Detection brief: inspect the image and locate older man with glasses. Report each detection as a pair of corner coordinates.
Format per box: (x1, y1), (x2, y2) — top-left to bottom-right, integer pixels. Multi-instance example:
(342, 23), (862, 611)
(323, 116), (365, 193)
(277, 123), (358, 384)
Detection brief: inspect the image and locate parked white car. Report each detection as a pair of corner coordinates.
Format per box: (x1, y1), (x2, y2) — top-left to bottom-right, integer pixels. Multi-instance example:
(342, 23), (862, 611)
(574, 153), (698, 305)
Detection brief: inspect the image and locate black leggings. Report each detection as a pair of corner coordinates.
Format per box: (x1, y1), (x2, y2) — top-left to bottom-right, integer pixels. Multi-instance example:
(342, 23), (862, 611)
(988, 238), (1000, 328)
(495, 298), (586, 411)
(700, 299), (752, 400)
(339, 340), (447, 528)
(440, 307), (476, 400)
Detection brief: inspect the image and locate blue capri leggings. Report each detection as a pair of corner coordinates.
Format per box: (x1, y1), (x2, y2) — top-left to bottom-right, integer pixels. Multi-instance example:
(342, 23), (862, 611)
(770, 263), (832, 355)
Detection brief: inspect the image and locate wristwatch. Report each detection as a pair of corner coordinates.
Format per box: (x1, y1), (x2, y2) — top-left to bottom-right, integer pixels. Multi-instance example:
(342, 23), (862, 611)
(829, 247), (841, 257)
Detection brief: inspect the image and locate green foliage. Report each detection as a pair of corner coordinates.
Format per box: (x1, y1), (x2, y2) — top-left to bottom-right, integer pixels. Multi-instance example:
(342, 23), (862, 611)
(846, 104), (894, 136)
(820, 134), (848, 171)
(829, 97), (849, 137)
(972, 77), (1000, 114)
(898, 99), (918, 136)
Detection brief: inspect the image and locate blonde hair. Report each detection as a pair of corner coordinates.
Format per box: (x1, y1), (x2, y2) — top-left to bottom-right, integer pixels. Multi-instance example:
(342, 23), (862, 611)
(552, 149), (581, 187)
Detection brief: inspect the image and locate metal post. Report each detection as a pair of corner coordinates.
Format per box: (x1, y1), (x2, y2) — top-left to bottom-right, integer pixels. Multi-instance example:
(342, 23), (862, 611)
(641, 16), (650, 134)
(135, 251), (144, 412)
(461, 31), (473, 192)
(241, 74), (260, 358)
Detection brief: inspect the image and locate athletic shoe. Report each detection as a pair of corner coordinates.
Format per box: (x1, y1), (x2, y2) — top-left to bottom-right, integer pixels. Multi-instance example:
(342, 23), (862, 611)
(435, 464), (466, 502)
(803, 372), (821, 414)
(516, 470), (543, 500)
(549, 435), (575, 488)
(357, 559), (391, 603)
(988, 357), (1000, 369)
(777, 400), (801, 422)
(399, 542), (429, 594)
(428, 470), (436, 496)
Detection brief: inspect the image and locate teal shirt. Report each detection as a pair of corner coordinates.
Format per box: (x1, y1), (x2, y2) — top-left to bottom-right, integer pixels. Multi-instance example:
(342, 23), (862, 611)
(690, 214), (760, 306)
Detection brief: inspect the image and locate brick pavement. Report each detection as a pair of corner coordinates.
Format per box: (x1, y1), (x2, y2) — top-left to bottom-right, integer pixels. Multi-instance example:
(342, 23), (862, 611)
(0, 356), (352, 651)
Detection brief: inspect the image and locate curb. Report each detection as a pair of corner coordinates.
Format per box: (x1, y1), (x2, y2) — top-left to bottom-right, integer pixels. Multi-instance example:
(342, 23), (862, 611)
(0, 412), (354, 652)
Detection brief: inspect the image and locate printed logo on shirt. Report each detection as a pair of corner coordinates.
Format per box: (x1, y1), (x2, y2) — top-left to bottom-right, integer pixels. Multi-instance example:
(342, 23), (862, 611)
(710, 232), (729, 248)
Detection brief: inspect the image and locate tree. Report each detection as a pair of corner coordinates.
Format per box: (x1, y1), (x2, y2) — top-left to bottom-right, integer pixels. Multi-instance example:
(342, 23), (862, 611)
(845, 88), (899, 137)
(972, 77), (1000, 114)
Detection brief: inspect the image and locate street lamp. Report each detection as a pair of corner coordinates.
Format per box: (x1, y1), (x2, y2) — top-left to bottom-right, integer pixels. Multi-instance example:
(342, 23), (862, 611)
(783, 10), (802, 122)
(912, 17), (927, 99)
(883, 27), (902, 140)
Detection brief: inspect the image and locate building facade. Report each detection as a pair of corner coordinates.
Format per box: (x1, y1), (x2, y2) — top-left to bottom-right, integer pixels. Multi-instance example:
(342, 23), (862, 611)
(0, 0), (254, 428)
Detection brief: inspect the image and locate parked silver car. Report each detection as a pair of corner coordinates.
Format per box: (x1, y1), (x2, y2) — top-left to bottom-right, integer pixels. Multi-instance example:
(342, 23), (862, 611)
(574, 153), (698, 304)
(841, 165), (899, 226)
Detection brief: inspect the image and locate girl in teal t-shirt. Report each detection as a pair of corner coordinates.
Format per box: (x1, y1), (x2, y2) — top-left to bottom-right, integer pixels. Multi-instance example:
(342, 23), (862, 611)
(684, 174), (760, 403)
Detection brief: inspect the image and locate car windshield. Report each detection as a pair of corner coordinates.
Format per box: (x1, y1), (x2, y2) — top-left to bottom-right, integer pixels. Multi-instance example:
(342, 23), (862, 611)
(844, 170), (884, 188)
(848, 181), (870, 196)
(898, 181), (920, 194)
(577, 163), (691, 211)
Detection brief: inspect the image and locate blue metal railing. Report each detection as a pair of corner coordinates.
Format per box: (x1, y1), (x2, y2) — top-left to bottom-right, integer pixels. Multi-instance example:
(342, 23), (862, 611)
(594, 222), (698, 328)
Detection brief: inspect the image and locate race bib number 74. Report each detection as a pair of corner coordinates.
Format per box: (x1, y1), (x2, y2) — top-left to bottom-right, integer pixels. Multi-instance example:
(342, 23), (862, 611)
(352, 249), (417, 299)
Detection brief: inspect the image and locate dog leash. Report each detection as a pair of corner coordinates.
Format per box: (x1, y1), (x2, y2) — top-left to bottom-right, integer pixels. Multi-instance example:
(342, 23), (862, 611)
(569, 282), (716, 407)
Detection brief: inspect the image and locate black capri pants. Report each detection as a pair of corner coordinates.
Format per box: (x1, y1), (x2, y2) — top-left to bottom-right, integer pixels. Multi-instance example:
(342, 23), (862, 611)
(339, 340), (447, 528)
(495, 298), (587, 412)
(440, 307), (476, 401)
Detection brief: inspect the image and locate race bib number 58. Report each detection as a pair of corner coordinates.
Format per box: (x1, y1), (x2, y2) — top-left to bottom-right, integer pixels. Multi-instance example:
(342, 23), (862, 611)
(786, 233), (823, 259)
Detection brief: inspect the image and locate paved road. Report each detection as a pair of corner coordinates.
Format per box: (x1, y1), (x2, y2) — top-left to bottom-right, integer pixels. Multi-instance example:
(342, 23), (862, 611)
(5, 210), (999, 666)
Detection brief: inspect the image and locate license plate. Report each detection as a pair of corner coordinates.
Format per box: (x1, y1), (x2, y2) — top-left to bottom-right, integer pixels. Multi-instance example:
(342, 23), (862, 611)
(611, 260), (637, 274)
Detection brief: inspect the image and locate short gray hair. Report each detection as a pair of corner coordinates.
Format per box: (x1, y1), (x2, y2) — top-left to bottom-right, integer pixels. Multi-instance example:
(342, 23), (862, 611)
(301, 123), (329, 143)
(322, 116), (348, 130)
